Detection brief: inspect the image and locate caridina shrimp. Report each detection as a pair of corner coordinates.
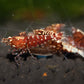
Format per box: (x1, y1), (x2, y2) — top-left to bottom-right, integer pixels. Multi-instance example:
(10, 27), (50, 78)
(1, 24), (84, 65)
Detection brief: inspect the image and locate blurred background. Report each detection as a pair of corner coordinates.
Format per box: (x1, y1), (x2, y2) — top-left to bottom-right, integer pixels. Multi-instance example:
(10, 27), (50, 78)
(0, 0), (84, 23)
(0, 0), (84, 38)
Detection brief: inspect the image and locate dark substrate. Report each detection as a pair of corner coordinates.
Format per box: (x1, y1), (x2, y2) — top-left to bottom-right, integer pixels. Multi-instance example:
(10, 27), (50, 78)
(0, 20), (84, 84)
(0, 51), (84, 84)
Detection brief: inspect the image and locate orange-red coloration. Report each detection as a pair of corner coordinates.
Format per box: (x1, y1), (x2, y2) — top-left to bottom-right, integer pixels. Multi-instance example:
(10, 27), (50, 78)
(1, 24), (84, 60)
(33, 24), (65, 35)
(9, 36), (27, 50)
(72, 28), (84, 49)
(42, 72), (47, 77)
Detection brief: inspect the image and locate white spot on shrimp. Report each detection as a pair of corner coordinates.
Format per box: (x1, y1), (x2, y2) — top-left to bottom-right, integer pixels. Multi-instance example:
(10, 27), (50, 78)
(28, 36), (29, 39)
(29, 42), (31, 44)
(51, 35), (54, 38)
(36, 35), (39, 39)
(32, 35), (34, 38)
(41, 35), (43, 37)
(8, 36), (12, 38)
(45, 36), (47, 40)
(53, 45), (56, 48)
(12, 45), (16, 47)
(44, 42), (46, 44)
(41, 39), (43, 41)
(33, 41), (35, 43)
(9, 39), (12, 42)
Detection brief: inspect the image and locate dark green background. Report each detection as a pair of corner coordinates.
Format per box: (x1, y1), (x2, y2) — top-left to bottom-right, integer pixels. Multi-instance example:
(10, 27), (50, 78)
(0, 0), (84, 22)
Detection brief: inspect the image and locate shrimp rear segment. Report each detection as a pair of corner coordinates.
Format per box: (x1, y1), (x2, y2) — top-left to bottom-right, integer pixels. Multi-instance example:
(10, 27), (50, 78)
(72, 28), (84, 49)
